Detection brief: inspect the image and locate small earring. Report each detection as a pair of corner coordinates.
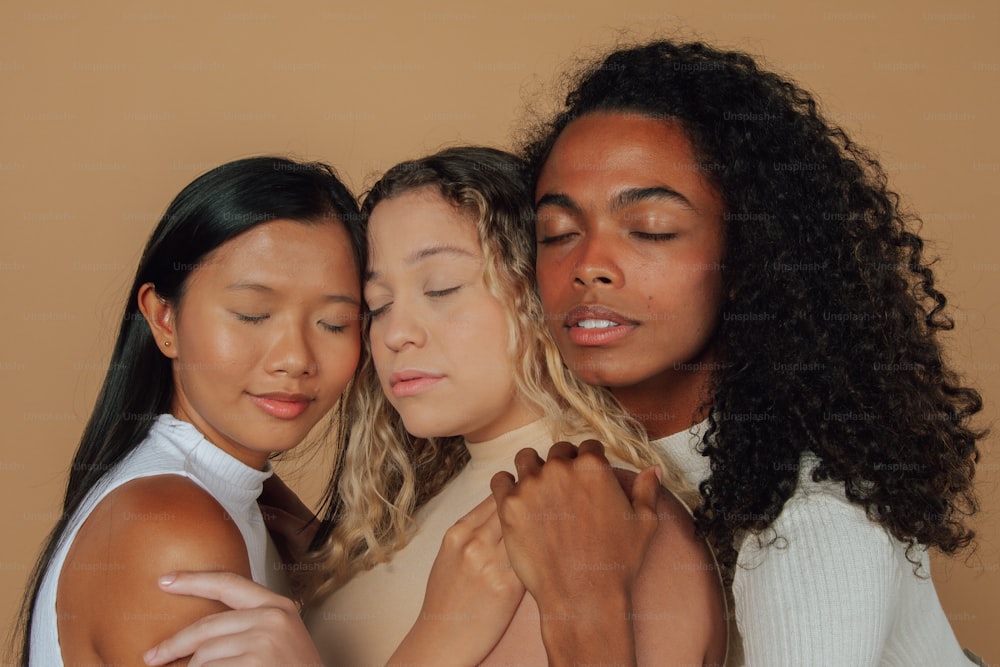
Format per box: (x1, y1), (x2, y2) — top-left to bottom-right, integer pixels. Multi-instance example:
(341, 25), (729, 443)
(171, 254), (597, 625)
(163, 341), (171, 347)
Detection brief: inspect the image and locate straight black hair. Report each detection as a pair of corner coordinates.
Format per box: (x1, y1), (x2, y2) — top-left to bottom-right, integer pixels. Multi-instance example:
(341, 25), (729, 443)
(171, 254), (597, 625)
(14, 156), (362, 664)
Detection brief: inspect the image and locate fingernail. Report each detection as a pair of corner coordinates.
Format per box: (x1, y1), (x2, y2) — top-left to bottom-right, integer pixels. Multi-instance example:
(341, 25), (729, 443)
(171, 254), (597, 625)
(653, 466), (663, 483)
(158, 572), (177, 587)
(143, 646), (158, 664)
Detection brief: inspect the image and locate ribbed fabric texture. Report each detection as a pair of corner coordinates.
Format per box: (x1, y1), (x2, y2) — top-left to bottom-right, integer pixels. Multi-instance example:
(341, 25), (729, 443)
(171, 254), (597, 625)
(654, 423), (973, 666)
(30, 414), (283, 666)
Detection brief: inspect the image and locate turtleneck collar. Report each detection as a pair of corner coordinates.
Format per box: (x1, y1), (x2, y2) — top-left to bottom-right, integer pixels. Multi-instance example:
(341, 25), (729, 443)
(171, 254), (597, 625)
(463, 418), (562, 468)
(151, 414), (273, 507)
(652, 417), (712, 487)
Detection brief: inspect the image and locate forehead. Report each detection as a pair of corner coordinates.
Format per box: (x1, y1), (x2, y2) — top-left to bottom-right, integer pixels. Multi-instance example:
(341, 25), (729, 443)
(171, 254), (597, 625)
(543, 113), (689, 173)
(188, 218), (358, 286)
(366, 189), (481, 263)
(537, 112), (722, 213)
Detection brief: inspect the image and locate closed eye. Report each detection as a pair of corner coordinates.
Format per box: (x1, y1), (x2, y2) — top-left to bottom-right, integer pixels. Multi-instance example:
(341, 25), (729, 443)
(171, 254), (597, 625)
(367, 303), (390, 320)
(631, 232), (677, 241)
(234, 312), (269, 324)
(319, 321), (347, 333)
(426, 286), (462, 298)
(538, 233), (577, 245)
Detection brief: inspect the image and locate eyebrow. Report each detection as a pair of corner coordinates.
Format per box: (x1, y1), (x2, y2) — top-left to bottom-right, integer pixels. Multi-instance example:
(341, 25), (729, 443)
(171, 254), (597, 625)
(612, 186), (694, 212)
(226, 281), (360, 305)
(535, 193), (580, 213)
(535, 187), (694, 213)
(365, 243), (478, 282)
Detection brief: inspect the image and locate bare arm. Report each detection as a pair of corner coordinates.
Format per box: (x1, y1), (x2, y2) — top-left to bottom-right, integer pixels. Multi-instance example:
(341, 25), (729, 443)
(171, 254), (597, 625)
(57, 475), (254, 667)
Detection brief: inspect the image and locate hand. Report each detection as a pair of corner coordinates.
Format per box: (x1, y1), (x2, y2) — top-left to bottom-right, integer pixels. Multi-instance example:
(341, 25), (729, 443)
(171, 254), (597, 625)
(259, 473), (318, 565)
(389, 495), (525, 667)
(143, 571), (322, 667)
(490, 440), (663, 666)
(490, 440), (662, 603)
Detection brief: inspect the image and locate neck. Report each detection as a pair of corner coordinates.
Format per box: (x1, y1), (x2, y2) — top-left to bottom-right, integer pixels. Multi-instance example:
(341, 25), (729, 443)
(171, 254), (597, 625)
(611, 367), (713, 441)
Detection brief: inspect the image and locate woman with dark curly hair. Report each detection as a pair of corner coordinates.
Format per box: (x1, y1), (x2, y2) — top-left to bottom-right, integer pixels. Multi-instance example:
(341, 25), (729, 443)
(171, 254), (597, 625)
(496, 38), (984, 665)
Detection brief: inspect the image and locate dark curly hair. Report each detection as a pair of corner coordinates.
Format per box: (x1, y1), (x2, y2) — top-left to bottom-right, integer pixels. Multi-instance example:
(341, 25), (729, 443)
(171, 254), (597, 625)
(521, 39), (983, 575)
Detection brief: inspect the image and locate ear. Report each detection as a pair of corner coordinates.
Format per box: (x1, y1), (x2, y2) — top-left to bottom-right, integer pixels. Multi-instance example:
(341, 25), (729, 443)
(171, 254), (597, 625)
(137, 282), (178, 359)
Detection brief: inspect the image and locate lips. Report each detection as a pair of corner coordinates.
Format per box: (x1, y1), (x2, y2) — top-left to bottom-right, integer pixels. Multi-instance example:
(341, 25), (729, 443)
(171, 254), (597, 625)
(248, 392), (313, 419)
(563, 304), (638, 346)
(389, 369), (445, 398)
(564, 304), (639, 328)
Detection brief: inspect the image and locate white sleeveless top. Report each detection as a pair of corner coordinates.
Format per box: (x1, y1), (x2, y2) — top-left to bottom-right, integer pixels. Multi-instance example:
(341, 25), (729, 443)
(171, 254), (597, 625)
(29, 414), (288, 665)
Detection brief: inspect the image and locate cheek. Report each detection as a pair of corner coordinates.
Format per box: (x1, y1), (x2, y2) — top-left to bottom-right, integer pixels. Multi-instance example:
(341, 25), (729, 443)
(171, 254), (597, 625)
(535, 272), (567, 334)
(176, 314), (246, 375)
(452, 302), (511, 370)
(325, 336), (362, 381)
(534, 258), (564, 299)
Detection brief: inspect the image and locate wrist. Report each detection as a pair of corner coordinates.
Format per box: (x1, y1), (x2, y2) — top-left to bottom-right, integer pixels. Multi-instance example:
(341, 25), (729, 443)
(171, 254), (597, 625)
(537, 589), (636, 667)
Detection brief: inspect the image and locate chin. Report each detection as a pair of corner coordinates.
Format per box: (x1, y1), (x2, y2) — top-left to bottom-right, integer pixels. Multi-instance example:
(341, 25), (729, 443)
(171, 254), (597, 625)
(565, 357), (631, 387)
(400, 419), (447, 440)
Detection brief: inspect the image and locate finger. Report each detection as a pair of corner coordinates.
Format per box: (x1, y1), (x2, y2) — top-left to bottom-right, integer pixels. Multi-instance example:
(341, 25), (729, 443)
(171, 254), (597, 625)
(490, 471), (516, 508)
(630, 466), (661, 518)
(576, 439), (607, 459)
(144, 612), (252, 665)
(454, 494), (498, 529)
(545, 440), (578, 461)
(513, 447), (544, 480)
(479, 508), (504, 545)
(181, 632), (256, 667)
(611, 467), (640, 499)
(158, 571), (291, 612)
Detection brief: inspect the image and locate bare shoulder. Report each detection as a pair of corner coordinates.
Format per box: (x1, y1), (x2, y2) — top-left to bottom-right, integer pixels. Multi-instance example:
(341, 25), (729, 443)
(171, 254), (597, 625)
(57, 474), (252, 665)
(632, 489), (728, 666)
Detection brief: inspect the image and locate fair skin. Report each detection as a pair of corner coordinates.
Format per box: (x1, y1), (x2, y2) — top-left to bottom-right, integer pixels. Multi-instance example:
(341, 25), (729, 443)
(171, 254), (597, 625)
(364, 188), (541, 442)
(147, 185), (726, 666)
(58, 218), (362, 666)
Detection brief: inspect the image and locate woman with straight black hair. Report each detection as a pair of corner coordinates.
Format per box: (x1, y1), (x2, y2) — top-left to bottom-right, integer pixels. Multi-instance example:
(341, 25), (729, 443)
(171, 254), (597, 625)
(15, 156), (366, 665)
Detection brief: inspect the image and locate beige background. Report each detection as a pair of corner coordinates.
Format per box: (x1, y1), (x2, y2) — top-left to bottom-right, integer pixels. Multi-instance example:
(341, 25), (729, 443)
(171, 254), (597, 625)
(1, 0), (997, 659)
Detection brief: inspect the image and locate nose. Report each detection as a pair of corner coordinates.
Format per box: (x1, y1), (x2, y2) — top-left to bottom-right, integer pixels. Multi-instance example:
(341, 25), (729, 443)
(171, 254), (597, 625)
(266, 322), (318, 377)
(572, 237), (624, 287)
(378, 300), (426, 352)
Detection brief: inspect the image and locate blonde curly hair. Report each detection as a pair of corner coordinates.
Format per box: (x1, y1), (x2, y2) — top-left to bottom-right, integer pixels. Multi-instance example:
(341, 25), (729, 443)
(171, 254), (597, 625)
(307, 146), (696, 599)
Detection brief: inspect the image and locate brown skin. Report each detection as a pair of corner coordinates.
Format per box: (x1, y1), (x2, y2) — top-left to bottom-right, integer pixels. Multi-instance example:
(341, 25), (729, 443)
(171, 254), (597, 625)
(534, 113), (726, 440)
(57, 475), (252, 666)
(490, 441), (727, 667)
